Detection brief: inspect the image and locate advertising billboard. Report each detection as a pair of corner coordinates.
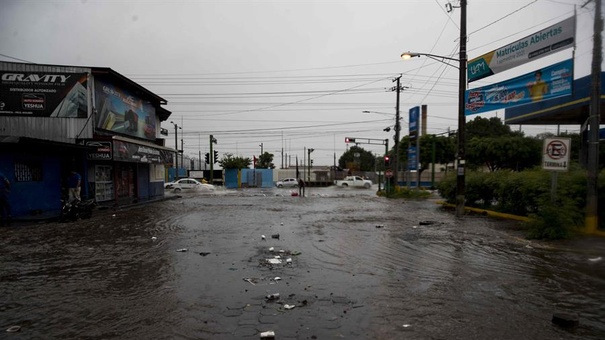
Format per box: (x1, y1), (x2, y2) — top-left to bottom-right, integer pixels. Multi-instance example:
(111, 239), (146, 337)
(0, 72), (88, 117)
(95, 78), (157, 140)
(465, 59), (573, 115)
(409, 106), (419, 136)
(468, 16), (575, 83)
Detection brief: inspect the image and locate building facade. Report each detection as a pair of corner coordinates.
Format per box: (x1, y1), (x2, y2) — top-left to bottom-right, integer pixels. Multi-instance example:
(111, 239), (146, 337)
(0, 61), (173, 220)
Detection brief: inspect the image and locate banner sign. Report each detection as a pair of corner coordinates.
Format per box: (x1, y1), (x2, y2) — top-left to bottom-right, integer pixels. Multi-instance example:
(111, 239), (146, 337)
(409, 106), (419, 136)
(465, 59), (573, 115)
(408, 146), (418, 171)
(542, 137), (570, 171)
(86, 140), (113, 161)
(0, 72), (88, 117)
(113, 140), (173, 164)
(468, 16), (575, 83)
(95, 78), (157, 141)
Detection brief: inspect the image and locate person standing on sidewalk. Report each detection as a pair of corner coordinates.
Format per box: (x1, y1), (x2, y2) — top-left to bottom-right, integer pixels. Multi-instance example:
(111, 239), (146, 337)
(0, 171), (11, 226)
(67, 170), (81, 202)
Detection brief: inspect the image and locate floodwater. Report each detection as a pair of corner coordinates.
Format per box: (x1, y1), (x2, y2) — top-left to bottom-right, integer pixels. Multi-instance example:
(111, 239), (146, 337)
(1, 186), (604, 339)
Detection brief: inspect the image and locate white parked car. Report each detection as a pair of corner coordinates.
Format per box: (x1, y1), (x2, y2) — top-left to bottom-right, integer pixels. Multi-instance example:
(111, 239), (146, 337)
(168, 178), (215, 192)
(275, 178), (298, 188)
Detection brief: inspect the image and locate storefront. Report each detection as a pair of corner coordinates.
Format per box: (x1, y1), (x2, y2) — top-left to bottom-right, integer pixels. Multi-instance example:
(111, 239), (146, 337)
(83, 136), (173, 206)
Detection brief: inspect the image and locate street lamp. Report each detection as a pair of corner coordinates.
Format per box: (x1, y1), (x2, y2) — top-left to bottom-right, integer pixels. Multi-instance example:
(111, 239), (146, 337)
(401, 0), (466, 217)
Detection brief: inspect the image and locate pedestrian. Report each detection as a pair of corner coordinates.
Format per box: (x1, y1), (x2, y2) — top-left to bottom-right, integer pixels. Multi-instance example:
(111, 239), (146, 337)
(67, 170), (81, 202)
(298, 178), (305, 197)
(0, 171), (11, 227)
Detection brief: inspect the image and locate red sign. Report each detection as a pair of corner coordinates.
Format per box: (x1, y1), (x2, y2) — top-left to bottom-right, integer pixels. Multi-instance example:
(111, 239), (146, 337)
(385, 169), (393, 178)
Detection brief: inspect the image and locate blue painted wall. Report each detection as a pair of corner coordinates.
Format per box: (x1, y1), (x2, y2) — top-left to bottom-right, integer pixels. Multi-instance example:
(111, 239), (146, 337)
(1, 153), (62, 219)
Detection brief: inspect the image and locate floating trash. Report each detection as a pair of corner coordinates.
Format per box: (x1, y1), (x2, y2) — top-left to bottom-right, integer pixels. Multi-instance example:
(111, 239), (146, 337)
(402, 324), (411, 328)
(151, 236), (157, 241)
(284, 304), (296, 310)
(280, 222), (284, 225)
(268, 247), (275, 252)
(285, 258), (292, 264)
(176, 248), (188, 252)
(267, 258), (282, 265)
(6, 326), (21, 333)
(375, 225), (384, 228)
(265, 293), (280, 301)
(243, 278), (258, 285)
(261, 235), (266, 240)
(412, 226), (418, 229)
(260, 330), (276, 338)
(271, 234), (280, 239)
(419, 221), (435, 225)
(199, 252), (211, 256)
(273, 276), (281, 281)
(588, 257), (602, 262)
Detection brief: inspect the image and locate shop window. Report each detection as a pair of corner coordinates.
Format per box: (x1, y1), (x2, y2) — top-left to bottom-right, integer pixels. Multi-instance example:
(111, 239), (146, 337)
(14, 160), (43, 182)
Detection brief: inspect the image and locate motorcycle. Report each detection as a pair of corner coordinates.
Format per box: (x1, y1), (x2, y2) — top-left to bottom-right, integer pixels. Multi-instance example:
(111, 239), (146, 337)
(59, 198), (96, 222)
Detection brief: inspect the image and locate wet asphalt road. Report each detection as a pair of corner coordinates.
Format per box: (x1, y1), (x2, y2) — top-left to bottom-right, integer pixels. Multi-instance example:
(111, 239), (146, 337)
(1, 186), (605, 339)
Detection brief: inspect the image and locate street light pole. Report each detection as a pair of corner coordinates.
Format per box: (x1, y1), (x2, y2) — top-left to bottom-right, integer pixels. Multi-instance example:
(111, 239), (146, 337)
(455, 0), (467, 218)
(400, 0), (467, 216)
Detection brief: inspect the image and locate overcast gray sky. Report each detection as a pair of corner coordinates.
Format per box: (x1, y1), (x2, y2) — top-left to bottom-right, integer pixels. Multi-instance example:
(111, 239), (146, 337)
(1, 0), (602, 166)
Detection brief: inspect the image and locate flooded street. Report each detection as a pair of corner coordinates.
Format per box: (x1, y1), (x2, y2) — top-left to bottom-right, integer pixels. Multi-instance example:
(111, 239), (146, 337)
(2, 186), (605, 339)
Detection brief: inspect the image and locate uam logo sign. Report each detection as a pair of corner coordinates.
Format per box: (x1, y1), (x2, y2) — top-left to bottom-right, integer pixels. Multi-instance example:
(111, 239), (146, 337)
(542, 138), (570, 171)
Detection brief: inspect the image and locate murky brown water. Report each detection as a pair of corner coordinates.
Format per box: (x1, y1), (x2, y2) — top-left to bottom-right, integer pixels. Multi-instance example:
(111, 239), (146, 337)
(1, 186), (604, 339)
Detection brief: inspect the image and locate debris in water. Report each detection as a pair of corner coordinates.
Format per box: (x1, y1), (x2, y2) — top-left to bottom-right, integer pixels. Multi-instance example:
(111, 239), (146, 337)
(375, 225), (384, 228)
(271, 234), (280, 239)
(588, 256), (602, 262)
(6, 326), (21, 333)
(176, 248), (188, 252)
(267, 258), (282, 265)
(199, 252), (211, 256)
(284, 304), (296, 310)
(260, 330), (275, 338)
(402, 324), (411, 328)
(552, 312), (579, 328)
(419, 221), (435, 225)
(268, 247), (275, 252)
(243, 278), (257, 285)
(265, 293), (280, 301)
(261, 235), (266, 240)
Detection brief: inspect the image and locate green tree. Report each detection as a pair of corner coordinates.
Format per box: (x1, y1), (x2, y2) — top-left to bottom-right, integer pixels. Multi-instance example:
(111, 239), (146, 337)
(419, 134), (456, 173)
(338, 146), (376, 171)
(257, 152), (275, 169)
(466, 135), (541, 171)
(466, 116), (523, 139)
(218, 153), (252, 169)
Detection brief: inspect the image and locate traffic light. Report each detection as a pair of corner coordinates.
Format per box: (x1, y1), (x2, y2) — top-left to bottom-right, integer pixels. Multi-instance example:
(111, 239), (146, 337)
(213, 150), (219, 163)
(384, 155), (390, 167)
(345, 137), (356, 144)
(204, 152), (210, 164)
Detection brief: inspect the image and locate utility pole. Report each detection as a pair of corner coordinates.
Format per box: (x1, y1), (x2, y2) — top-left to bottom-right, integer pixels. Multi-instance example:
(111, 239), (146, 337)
(170, 121), (181, 180)
(391, 75), (403, 190)
(586, 0), (602, 232)
(455, 0), (468, 218)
